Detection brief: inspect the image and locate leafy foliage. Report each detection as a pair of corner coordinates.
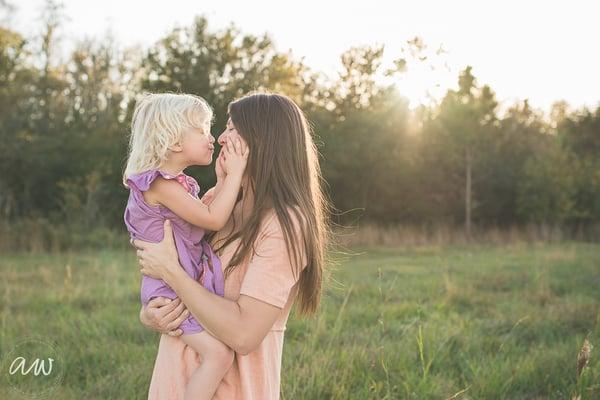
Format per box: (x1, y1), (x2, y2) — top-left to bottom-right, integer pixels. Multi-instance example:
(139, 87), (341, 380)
(1, 10), (600, 248)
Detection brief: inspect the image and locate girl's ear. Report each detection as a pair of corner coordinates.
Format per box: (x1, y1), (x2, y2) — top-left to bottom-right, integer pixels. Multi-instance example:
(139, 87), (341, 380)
(169, 142), (183, 152)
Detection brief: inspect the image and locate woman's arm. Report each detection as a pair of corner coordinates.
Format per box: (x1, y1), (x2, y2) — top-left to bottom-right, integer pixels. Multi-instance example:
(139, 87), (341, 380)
(168, 270), (282, 355)
(135, 220), (283, 355)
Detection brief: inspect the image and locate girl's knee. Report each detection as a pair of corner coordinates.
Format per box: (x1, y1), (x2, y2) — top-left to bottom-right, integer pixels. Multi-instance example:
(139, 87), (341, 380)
(218, 344), (235, 368)
(205, 341), (234, 369)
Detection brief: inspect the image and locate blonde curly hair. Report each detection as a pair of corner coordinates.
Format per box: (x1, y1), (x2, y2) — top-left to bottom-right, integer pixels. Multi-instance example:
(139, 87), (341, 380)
(122, 92), (213, 187)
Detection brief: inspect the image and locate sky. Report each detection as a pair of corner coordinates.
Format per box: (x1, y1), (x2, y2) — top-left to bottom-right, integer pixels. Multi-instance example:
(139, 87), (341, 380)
(9, 0), (600, 112)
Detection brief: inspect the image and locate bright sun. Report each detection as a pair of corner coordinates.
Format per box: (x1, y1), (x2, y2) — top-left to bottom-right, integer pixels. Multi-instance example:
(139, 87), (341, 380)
(380, 39), (457, 110)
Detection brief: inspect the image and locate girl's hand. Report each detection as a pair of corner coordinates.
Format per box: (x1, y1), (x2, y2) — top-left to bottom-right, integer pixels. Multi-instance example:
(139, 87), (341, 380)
(215, 148), (226, 182)
(133, 220), (181, 281)
(140, 297), (189, 337)
(222, 137), (248, 178)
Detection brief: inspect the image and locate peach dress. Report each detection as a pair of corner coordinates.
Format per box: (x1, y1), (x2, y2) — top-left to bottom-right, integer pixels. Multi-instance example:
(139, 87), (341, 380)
(147, 203), (306, 400)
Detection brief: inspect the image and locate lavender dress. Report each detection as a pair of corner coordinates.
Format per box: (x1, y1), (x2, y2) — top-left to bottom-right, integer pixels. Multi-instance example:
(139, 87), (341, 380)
(124, 169), (224, 335)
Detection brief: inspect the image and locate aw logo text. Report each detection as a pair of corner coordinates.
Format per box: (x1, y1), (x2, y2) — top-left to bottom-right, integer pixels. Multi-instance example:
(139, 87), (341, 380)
(2, 337), (64, 398)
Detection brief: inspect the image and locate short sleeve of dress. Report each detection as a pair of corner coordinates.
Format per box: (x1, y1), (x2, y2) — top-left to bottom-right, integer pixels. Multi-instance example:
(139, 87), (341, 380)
(239, 212), (307, 308)
(184, 175), (201, 198)
(126, 170), (199, 197)
(126, 170), (174, 192)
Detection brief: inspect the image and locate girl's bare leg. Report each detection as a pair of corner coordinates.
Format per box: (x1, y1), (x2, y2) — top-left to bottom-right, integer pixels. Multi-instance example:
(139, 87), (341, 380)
(180, 331), (234, 400)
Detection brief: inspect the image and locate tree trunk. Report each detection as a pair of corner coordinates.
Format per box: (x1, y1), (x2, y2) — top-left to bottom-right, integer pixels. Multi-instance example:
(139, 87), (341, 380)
(465, 147), (472, 239)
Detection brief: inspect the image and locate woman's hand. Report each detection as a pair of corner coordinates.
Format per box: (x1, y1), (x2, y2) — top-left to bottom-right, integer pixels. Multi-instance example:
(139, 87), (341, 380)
(140, 297), (189, 337)
(222, 137), (248, 178)
(133, 220), (182, 282)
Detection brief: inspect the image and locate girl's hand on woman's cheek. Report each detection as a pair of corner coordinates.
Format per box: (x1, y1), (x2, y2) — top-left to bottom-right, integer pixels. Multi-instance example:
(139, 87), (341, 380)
(215, 149), (226, 181)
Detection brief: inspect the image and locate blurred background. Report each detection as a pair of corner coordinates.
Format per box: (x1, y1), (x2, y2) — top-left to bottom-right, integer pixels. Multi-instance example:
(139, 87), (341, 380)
(1, 0), (599, 251)
(0, 2), (599, 398)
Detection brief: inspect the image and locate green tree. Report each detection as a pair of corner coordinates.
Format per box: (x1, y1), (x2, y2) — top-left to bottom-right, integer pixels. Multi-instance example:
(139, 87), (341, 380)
(57, 38), (132, 227)
(517, 143), (576, 223)
(139, 16), (313, 186)
(421, 66), (498, 234)
(318, 46), (412, 224)
(0, 25), (36, 219)
(558, 105), (600, 226)
(477, 100), (550, 225)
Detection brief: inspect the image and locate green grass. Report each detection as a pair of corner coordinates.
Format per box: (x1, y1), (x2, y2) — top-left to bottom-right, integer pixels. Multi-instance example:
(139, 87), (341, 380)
(1, 243), (599, 399)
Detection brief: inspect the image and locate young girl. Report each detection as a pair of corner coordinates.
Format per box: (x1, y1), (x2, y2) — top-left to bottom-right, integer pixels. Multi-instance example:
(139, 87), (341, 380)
(122, 93), (248, 400)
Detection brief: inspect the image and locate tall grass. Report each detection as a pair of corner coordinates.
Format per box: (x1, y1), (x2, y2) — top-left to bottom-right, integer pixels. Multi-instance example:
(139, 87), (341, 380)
(0, 219), (129, 253)
(279, 243), (600, 399)
(0, 244), (598, 398)
(3, 219), (599, 253)
(336, 223), (600, 248)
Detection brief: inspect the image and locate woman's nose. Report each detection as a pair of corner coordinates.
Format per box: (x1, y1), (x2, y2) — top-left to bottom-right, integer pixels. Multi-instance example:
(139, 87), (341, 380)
(218, 132), (227, 146)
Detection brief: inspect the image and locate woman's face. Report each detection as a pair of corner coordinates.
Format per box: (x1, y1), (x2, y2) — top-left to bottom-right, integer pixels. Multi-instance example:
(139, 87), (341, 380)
(218, 118), (243, 147)
(218, 118), (250, 182)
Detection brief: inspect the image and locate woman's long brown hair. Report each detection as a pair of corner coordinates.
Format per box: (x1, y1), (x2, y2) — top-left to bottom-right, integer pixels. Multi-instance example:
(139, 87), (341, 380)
(213, 92), (331, 316)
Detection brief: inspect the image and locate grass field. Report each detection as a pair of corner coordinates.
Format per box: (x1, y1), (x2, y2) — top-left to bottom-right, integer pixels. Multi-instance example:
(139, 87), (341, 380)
(1, 243), (599, 399)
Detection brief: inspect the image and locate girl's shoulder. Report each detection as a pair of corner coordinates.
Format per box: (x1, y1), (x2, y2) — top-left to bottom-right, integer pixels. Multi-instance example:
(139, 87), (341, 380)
(126, 170), (200, 196)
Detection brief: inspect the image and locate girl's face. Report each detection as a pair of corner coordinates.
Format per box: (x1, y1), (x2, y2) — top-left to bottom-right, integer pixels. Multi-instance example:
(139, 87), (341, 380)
(180, 125), (215, 166)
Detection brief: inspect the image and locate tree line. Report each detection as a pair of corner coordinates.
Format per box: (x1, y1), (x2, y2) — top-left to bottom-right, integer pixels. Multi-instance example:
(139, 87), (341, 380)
(1, 5), (599, 249)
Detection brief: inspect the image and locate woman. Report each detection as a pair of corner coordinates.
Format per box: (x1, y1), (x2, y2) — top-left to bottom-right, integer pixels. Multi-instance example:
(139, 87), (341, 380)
(133, 92), (330, 399)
